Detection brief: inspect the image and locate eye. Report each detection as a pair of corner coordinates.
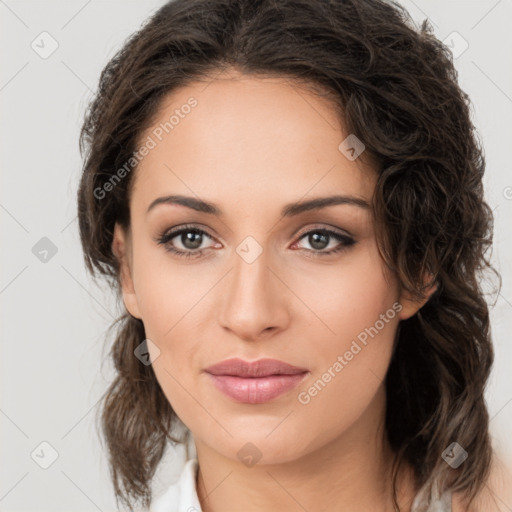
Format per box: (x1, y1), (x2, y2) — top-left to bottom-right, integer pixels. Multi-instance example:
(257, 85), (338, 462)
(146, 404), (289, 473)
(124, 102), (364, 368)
(292, 228), (356, 257)
(154, 224), (218, 259)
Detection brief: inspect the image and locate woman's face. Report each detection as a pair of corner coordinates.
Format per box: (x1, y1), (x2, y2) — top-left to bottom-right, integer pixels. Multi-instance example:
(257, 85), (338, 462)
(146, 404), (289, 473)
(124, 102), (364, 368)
(113, 71), (431, 465)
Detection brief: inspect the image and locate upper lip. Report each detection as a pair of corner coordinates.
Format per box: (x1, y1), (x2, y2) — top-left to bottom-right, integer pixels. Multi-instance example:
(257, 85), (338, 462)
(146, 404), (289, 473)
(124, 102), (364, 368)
(204, 358), (308, 378)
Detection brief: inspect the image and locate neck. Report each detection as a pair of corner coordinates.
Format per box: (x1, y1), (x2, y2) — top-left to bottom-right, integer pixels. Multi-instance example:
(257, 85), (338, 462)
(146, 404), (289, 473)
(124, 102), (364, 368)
(195, 385), (418, 512)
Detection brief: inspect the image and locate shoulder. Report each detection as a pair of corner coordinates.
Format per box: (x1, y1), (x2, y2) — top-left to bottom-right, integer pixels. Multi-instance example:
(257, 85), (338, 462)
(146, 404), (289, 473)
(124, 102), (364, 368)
(452, 457), (512, 512)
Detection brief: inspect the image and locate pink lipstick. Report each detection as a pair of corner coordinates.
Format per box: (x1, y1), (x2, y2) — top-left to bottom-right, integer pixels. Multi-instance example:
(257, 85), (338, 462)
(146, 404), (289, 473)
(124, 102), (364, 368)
(204, 358), (309, 404)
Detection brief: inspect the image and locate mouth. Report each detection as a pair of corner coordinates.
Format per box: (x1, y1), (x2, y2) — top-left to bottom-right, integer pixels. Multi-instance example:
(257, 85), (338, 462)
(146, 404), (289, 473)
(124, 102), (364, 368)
(204, 358), (309, 404)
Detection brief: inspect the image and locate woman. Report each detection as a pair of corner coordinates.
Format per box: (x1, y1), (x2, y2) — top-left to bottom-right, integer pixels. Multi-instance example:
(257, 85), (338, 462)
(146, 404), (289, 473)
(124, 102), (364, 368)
(76, 0), (509, 510)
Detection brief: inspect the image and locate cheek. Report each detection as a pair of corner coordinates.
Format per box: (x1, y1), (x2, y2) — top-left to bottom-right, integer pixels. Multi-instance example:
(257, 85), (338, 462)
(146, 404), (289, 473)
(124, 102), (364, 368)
(130, 243), (214, 386)
(289, 248), (399, 415)
(131, 243), (202, 335)
(289, 245), (399, 344)
(291, 279), (399, 455)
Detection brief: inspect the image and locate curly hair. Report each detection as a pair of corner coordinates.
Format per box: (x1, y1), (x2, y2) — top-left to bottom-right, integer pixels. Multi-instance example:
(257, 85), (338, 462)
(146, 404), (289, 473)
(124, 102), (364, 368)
(76, 0), (501, 510)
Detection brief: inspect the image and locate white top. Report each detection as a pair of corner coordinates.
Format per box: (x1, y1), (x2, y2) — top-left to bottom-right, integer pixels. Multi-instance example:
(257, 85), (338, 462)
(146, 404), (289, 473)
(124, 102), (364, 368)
(149, 458), (452, 512)
(150, 458), (202, 512)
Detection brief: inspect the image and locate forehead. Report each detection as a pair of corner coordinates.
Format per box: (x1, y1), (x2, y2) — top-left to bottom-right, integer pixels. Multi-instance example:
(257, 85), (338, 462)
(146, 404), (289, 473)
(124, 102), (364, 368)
(130, 72), (377, 217)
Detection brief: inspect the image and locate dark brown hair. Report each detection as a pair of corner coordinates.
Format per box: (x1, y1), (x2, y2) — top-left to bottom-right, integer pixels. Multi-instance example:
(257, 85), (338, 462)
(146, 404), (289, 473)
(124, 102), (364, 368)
(76, 0), (501, 510)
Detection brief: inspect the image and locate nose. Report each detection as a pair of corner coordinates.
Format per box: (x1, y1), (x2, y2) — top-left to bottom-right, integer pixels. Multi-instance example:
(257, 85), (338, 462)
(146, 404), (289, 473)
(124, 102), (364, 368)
(218, 245), (290, 342)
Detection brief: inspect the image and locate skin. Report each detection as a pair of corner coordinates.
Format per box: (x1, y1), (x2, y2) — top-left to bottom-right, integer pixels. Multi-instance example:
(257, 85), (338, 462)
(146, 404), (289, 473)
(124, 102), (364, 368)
(112, 69), (439, 512)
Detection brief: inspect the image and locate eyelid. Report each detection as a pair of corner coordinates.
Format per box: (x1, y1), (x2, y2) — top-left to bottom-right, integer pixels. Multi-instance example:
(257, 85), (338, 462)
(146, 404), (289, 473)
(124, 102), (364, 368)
(155, 224), (219, 246)
(293, 222), (354, 239)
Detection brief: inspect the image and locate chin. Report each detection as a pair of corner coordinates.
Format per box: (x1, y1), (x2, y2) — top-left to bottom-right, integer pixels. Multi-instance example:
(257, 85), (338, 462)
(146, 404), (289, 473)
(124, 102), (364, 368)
(221, 431), (313, 467)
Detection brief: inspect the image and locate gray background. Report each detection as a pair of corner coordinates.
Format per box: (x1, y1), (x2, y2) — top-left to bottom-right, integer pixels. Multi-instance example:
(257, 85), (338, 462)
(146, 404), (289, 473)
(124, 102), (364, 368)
(1, 1), (511, 510)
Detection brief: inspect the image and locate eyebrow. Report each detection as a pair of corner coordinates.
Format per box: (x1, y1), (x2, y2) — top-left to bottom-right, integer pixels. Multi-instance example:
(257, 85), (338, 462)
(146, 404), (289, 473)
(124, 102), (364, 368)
(146, 194), (371, 217)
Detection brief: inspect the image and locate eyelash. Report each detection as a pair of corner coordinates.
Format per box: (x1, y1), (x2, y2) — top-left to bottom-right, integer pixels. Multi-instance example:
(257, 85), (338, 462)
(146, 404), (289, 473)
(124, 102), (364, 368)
(154, 223), (356, 260)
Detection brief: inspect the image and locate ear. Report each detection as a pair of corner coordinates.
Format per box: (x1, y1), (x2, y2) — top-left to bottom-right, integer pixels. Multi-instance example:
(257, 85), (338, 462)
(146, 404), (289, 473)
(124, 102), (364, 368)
(112, 222), (142, 320)
(397, 272), (438, 321)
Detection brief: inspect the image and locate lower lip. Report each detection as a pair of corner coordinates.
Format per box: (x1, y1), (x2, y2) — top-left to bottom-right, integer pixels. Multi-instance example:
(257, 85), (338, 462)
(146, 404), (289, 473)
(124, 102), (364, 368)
(206, 372), (308, 404)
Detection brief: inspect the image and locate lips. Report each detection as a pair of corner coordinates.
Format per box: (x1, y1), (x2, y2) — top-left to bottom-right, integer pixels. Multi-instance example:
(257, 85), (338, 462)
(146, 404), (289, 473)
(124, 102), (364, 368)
(205, 357), (308, 377)
(204, 358), (309, 404)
